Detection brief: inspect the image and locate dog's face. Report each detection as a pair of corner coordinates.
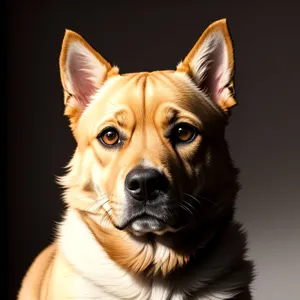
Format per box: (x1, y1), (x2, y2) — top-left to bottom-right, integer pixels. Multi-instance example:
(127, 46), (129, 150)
(59, 19), (237, 257)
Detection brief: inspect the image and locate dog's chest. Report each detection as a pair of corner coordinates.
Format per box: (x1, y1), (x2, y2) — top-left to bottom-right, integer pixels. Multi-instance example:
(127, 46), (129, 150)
(66, 274), (234, 300)
(58, 209), (248, 300)
(68, 273), (175, 300)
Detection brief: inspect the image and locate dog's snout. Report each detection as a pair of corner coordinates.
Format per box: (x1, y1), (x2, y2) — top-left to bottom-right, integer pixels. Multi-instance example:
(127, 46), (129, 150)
(125, 168), (167, 201)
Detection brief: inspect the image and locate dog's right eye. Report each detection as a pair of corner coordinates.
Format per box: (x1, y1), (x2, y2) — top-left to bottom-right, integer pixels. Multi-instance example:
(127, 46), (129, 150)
(98, 127), (120, 147)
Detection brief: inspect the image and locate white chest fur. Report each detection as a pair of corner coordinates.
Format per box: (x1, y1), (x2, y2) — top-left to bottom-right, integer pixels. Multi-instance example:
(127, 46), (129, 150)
(57, 209), (246, 300)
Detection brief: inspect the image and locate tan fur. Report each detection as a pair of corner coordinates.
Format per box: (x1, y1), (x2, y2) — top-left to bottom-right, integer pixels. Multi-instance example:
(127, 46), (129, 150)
(18, 244), (56, 300)
(18, 19), (242, 300)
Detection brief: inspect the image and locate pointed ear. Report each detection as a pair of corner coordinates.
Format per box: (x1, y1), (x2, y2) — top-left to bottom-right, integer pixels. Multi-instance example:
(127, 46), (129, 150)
(177, 19), (236, 112)
(59, 30), (119, 130)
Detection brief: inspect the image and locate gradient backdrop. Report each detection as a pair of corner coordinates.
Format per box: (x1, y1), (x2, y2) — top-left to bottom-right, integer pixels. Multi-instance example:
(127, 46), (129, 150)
(7, 0), (300, 299)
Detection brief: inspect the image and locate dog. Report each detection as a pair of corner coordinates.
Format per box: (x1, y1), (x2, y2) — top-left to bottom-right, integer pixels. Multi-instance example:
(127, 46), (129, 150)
(18, 19), (254, 300)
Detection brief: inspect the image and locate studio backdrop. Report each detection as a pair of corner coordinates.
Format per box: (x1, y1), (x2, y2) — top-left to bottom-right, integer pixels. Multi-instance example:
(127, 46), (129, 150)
(7, 1), (300, 299)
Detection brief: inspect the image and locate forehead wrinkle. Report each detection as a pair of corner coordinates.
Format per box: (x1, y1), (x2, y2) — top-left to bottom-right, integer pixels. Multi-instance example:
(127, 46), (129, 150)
(114, 110), (127, 127)
(142, 73), (173, 159)
(137, 74), (148, 150)
(166, 107), (180, 124)
(143, 74), (157, 153)
(143, 71), (183, 125)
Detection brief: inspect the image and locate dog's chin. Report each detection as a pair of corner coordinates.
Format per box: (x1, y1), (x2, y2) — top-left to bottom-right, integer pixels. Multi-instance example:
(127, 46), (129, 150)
(119, 215), (181, 237)
(126, 215), (166, 236)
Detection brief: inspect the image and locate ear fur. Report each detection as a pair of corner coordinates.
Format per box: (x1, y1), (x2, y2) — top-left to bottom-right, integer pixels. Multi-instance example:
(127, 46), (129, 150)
(177, 19), (236, 112)
(59, 30), (119, 132)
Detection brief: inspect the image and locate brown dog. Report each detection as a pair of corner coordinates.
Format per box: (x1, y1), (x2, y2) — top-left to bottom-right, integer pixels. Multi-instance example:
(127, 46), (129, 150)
(18, 19), (254, 300)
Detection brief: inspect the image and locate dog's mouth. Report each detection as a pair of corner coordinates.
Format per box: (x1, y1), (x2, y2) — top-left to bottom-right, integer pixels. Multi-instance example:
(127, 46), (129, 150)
(116, 211), (181, 236)
(127, 214), (167, 236)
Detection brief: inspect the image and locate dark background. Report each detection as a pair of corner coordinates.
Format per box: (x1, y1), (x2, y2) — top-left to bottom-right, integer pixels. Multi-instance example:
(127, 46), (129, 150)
(7, 0), (300, 299)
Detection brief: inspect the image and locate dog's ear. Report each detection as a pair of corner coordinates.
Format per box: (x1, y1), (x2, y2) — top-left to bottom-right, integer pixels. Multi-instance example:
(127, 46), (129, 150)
(177, 19), (236, 112)
(59, 30), (119, 131)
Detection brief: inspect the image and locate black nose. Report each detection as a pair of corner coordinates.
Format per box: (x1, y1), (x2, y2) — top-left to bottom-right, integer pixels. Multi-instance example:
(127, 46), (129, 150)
(125, 168), (167, 201)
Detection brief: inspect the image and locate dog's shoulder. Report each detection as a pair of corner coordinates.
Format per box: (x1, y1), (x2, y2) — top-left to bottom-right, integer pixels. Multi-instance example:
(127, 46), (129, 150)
(18, 243), (57, 300)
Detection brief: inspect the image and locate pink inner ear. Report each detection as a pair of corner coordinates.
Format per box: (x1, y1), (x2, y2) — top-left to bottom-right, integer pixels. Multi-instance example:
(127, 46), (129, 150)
(191, 32), (231, 107)
(68, 53), (98, 107)
(205, 41), (228, 105)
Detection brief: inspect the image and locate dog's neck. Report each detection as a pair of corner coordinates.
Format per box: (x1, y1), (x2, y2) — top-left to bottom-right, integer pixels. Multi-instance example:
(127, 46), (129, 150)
(77, 199), (234, 279)
(58, 208), (252, 300)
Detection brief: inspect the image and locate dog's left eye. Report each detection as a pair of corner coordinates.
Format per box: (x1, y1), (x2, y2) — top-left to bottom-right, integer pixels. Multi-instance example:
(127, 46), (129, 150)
(98, 127), (120, 147)
(171, 123), (197, 144)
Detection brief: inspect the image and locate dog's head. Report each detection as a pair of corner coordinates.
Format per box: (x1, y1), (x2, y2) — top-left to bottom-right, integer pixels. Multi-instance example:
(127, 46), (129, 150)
(59, 19), (239, 275)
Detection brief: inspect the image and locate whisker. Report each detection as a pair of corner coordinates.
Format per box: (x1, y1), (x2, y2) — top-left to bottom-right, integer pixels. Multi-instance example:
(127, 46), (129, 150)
(196, 194), (217, 205)
(81, 200), (99, 212)
(95, 199), (110, 215)
(183, 193), (202, 205)
(101, 208), (113, 227)
(164, 206), (177, 222)
(182, 196), (201, 218)
(84, 194), (109, 213)
(180, 203), (194, 217)
(182, 199), (197, 211)
(186, 202), (200, 218)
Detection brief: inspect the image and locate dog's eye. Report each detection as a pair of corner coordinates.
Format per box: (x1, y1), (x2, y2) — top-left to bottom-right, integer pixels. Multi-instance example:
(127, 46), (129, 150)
(172, 123), (197, 144)
(98, 127), (120, 147)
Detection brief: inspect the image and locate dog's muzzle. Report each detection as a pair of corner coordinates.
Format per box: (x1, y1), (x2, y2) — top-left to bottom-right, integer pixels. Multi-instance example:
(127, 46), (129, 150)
(123, 167), (173, 235)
